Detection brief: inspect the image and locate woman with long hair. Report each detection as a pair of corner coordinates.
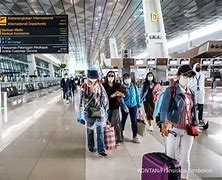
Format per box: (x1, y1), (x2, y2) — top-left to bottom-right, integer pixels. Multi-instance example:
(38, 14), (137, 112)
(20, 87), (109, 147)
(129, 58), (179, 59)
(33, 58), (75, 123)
(141, 72), (160, 131)
(103, 71), (124, 145)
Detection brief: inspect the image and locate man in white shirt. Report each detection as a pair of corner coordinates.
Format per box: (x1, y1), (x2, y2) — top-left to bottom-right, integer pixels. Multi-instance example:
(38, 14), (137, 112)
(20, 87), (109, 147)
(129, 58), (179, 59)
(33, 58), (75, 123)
(191, 63), (206, 127)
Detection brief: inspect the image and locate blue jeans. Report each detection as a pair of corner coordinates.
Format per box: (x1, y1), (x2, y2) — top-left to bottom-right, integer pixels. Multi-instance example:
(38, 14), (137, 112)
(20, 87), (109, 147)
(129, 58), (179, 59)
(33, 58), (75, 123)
(87, 121), (105, 154)
(63, 90), (70, 100)
(121, 106), (138, 138)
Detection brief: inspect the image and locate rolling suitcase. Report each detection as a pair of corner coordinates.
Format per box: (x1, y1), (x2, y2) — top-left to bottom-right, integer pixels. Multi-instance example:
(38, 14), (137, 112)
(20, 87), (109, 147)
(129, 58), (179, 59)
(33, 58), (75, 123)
(141, 152), (181, 180)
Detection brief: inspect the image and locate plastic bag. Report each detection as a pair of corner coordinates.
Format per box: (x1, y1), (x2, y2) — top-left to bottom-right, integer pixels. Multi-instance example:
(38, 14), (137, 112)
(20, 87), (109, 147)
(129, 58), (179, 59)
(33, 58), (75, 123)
(137, 110), (148, 137)
(76, 111), (86, 125)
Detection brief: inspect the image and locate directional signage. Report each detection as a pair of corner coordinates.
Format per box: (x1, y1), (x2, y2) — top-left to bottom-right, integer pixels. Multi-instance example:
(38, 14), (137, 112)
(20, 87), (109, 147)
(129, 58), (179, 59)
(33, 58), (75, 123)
(0, 15), (68, 54)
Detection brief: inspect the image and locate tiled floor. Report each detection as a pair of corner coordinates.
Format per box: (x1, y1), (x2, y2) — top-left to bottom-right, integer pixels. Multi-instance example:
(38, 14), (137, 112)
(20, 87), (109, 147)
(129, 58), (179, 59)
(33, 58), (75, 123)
(0, 88), (221, 180)
(0, 91), (85, 180)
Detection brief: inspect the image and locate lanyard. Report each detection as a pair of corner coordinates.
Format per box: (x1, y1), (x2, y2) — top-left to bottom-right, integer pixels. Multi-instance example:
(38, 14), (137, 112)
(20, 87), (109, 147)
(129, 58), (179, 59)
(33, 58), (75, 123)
(196, 75), (201, 86)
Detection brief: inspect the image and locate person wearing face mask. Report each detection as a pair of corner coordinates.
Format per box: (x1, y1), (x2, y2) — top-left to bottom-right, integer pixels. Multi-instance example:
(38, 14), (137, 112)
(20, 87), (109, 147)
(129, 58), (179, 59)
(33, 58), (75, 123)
(61, 73), (72, 104)
(79, 68), (109, 157)
(141, 72), (161, 131)
(160, 64), (198, 180)
(70, 76), (75, 96)
(120, 73), (142, 143)
(191, 63), (207, 128)
(103, 71), (124, 145)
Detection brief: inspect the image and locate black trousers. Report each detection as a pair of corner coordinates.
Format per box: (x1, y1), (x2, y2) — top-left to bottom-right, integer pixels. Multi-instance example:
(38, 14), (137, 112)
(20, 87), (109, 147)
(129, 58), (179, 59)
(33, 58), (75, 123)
(197, 104), (203, 120)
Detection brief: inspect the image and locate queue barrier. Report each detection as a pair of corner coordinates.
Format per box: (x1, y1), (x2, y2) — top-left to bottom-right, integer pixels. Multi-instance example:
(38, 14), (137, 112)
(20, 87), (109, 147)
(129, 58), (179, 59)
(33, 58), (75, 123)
(0, 80), (61, 109)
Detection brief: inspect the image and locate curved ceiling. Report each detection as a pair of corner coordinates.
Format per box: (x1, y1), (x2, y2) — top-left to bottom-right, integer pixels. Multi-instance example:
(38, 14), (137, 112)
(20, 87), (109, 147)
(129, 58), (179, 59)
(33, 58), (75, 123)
(0, 0), (222, 65)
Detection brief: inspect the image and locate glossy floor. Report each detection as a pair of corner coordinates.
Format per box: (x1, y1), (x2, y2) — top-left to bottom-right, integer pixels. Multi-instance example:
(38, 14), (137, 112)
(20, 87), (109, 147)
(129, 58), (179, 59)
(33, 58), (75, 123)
(0, 88), (221, 180)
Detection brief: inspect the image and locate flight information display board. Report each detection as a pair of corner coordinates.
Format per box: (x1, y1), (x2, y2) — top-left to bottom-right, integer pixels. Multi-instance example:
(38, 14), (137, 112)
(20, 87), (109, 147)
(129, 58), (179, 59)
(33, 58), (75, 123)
(0, 15), (68, 54)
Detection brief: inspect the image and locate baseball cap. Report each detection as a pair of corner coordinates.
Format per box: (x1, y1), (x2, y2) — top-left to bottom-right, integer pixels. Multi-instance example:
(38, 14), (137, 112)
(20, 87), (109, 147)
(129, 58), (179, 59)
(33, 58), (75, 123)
(87, 68), (99, 80)
(178, 64), (196, 77)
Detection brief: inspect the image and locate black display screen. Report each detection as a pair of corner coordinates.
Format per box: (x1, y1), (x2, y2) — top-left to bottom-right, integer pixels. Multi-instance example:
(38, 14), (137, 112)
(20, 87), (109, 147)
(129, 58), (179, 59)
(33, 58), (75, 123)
(0, 15), (68, 54)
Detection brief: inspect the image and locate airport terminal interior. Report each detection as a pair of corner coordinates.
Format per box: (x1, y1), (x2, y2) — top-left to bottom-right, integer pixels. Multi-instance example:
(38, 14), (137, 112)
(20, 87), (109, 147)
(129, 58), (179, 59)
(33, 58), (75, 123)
(0, 0), (222, 180)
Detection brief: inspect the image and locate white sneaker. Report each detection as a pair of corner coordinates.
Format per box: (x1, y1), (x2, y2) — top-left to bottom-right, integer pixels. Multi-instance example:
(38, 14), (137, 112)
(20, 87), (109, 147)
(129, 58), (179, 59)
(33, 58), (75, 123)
(148, 126), (154, 131)
(66, 100), (69, 104)
(132, 136), (141, 144)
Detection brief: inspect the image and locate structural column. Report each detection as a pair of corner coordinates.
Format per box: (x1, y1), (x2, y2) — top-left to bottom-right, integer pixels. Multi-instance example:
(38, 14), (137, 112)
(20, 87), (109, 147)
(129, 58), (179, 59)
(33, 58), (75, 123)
(49, 63), (55, 78)
(109, 38), (118, 58)
(142, 0), (168, 58)
(109, 38), (122, 77)
(27, 54), (37, 76)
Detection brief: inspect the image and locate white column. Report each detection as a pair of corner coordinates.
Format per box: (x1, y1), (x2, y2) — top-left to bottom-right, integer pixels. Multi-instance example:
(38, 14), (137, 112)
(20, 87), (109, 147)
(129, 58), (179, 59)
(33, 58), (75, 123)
(109, 38), (118, 58)
(27, 54), (37, 76)
(187, 30), (191, 50)
(143, 0), (168, 58)
(49, 63), (54, 78)
(100, 53), (106, 67)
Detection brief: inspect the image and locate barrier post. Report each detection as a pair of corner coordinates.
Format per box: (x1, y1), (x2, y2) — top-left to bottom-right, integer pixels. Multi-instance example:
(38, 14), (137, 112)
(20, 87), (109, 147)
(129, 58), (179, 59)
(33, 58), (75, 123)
(3, 92), (8, 123)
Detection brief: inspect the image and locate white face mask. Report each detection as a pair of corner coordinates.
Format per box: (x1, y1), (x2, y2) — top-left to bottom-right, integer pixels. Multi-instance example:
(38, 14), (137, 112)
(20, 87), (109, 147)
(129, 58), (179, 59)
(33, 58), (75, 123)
(124, 78), (131, 85)
(108, 77), (114, 82)
(179, 76), (189, 87)
(64, 76), (68, 79)
(89, 79), (97, 85)
(147, 76), (153, 81)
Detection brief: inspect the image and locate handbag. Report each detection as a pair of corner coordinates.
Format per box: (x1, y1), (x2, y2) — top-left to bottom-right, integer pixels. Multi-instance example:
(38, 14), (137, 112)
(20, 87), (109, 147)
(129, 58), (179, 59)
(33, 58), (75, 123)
(104, 124), (116, 150)
(88, 105), (103, 118)
(86, 85), (103, 118)
(186, 124), (198, 137)
(137, 110), (147, 137)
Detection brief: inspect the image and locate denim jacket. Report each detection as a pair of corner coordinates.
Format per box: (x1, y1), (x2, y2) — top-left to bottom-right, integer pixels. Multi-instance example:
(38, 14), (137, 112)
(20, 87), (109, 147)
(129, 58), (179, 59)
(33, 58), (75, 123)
(160, 83), (197, 126)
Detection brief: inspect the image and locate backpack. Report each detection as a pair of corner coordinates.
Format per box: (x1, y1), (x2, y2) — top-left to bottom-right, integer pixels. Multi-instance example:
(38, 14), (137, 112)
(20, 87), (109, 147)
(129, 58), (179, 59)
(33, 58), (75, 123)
(154, 85), (176, 128)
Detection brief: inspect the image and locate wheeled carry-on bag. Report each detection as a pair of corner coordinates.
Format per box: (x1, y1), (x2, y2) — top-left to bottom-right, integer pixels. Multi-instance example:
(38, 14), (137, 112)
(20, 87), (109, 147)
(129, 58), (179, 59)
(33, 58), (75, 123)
(141, 152), (181, 180)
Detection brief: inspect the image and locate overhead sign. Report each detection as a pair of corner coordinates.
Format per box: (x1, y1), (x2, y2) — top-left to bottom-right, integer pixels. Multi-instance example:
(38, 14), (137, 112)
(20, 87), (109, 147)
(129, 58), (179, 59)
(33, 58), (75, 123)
(147, 59), (155, 65)
(151, 13), (159, 22)
(169, 59), (178, 65)
(180, 59), (189, 65)
(0, 15), (68, 54)
(136, 59), (144, 65)
(0, 17), (7, 26)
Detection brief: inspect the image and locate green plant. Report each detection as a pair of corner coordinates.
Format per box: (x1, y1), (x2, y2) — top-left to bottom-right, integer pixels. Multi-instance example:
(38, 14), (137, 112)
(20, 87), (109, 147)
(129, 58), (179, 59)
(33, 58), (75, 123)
(59, 64), (67, 69)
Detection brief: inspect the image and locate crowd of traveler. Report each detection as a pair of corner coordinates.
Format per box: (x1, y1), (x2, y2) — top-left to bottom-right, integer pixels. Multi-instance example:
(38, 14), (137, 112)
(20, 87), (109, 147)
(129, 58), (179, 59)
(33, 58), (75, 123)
(61, 73), (81, 104)
(63, 64), (205, 179)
